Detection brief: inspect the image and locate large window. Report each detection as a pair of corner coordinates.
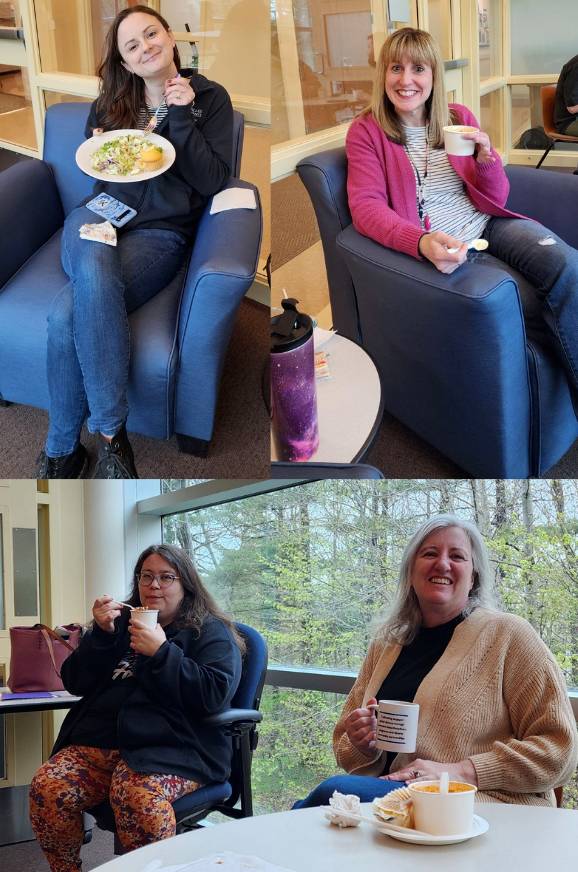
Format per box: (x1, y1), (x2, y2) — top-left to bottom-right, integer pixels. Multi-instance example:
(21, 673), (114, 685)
(159, 479), (578, 811)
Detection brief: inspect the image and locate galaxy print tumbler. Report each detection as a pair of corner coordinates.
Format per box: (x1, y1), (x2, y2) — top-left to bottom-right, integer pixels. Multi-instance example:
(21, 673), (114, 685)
(271, 298), (319, 461)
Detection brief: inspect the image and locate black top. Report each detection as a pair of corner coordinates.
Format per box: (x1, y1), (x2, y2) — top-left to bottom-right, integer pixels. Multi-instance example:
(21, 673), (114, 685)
(52, 611), (242, 784)
(376, 614), (464, 774)
(554, 55), (578, 133)
(83, 71), (233, 241)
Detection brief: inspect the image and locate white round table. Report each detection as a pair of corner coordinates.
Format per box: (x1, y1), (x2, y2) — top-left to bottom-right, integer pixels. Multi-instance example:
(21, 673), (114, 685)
(93, 802), (578, 871)
(271, 333), (383, 463)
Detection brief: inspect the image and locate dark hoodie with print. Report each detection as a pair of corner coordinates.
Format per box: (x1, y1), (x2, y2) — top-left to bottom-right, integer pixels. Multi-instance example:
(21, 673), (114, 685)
(51, 610), (242, 784)
(83, 70), (233, 240)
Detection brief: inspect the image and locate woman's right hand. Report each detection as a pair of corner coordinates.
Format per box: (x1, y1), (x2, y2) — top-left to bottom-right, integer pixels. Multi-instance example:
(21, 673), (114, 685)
(345, 696), (378, 757)
(92, 595), (121, 633)
(418, 231), (467, 274)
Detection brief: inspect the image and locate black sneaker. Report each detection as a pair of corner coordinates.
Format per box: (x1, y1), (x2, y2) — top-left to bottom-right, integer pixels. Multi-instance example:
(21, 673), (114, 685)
(93, 424), (139, 479)
(36, 444), (89, 479)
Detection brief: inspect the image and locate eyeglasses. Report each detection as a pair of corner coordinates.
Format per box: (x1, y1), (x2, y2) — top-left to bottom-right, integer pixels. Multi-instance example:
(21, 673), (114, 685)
(137, 571), (180, 587)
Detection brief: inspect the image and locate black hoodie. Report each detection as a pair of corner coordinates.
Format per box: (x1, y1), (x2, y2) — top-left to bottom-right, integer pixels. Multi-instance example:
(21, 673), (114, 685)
(83, 71), (233, 241)
(52, 611), (242, 784)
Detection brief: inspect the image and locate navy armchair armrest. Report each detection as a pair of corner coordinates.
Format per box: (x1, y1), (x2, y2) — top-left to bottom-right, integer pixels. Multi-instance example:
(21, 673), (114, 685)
(0, 160), (63, 288)
(337, 224), (533, 477)
(174, 178), (262, 447)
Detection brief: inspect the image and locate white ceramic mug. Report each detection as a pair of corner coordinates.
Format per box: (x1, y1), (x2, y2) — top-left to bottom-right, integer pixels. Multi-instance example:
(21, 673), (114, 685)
(368, 699), (419, 753)
(131, 608), (158, 629)
(409, 780), (477, 835)
(443, 124), (478, 156)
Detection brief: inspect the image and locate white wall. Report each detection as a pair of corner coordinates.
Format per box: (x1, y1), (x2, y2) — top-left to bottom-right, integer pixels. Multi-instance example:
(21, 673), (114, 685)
(510, 0), (578, 74)
(1, 480), (161, 786)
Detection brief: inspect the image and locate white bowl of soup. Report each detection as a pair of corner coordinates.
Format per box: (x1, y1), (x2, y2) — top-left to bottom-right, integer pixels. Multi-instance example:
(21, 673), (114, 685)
(408, 780), (477, 835)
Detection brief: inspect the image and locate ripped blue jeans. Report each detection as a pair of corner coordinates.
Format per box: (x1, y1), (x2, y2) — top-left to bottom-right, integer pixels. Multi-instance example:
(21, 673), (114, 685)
(481, 217), (578, 395)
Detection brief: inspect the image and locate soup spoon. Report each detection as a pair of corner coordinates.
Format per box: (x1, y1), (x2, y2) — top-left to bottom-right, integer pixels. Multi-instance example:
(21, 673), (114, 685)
(446, 238), (489, 254)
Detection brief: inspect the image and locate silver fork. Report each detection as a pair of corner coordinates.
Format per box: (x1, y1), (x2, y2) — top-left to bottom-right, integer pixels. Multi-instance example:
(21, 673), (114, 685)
(142, 100), (166, 135)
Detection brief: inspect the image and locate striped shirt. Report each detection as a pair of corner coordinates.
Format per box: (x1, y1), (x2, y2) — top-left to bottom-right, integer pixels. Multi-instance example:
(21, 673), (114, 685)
(403, 124), (490, 242)
(137, 102), (170, 130)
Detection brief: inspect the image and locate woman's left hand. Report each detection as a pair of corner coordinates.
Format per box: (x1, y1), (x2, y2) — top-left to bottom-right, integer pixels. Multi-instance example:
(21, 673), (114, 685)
(129, 619), (166, 656)
(165, 76), (195, 107)
(460, 129), (495, 164)
(383, 758), (478, 786)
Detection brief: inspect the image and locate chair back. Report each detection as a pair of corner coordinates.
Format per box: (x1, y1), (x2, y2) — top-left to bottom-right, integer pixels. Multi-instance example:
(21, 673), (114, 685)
(224, 622), (268, 809)
(540, 84), (557, 137)
(297, 148), (361, 343)
(43, 102), (244, 216)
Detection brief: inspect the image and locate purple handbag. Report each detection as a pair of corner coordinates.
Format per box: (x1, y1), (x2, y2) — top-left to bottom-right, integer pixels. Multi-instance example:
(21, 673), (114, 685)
(7, 624), (82, 692)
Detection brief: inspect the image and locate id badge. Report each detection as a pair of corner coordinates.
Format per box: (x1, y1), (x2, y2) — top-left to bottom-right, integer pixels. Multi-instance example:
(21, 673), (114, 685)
(85, 193), (137, 228)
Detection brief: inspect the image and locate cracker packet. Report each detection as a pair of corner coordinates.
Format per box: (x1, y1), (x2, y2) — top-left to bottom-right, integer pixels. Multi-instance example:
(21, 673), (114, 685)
(315, 350), (332, 380)
(79, 220), (117, 246)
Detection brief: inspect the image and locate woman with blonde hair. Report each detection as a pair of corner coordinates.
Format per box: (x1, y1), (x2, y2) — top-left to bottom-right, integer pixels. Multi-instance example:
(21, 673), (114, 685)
(346, 28), (578, 411)
(293, 514), (578, 808)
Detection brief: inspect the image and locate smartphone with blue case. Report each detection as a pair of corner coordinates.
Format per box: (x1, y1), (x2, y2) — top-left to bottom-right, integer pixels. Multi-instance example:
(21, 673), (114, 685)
(85, 193), (137, 227)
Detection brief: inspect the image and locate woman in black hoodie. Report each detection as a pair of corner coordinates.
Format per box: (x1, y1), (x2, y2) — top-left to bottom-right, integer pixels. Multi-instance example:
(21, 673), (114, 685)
(29, 544), (243, 871)
(37, 4), (232, 480)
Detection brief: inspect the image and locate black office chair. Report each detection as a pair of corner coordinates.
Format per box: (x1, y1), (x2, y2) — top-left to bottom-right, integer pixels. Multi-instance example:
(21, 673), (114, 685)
(83, 622), (268, 852)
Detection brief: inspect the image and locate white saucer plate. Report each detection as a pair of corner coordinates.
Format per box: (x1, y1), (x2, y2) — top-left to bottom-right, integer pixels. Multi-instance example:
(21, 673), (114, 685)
(75, 129), (176, 183)
(371, 813), (489, 846)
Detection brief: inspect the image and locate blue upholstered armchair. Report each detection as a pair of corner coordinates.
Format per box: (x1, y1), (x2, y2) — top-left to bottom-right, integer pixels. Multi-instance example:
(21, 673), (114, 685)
(297, 153), (578, 477)
(0, 102), (262, 456)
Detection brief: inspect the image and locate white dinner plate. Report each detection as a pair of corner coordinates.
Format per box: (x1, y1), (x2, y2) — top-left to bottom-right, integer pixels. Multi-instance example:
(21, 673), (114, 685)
(75, 129), (176, 183)
(371, 813), (489, 846)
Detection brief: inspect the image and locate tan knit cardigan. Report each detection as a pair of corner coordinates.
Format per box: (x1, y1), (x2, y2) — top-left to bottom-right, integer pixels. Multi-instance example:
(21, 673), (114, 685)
(333, 608), (578, 806)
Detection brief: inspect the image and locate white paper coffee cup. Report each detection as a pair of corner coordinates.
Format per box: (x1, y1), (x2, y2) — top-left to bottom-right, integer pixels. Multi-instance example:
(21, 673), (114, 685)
(368, 699), (419, 753)
(409, 780), (477, 835)
(443, 124), (478, 156)
(131, 608), (158, 629)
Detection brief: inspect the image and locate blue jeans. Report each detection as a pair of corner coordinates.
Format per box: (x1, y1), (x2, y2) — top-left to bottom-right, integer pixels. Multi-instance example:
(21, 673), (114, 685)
(45, 206), (187, 456)
(481, 217), (578, 396)
(292, 775), (406, 809)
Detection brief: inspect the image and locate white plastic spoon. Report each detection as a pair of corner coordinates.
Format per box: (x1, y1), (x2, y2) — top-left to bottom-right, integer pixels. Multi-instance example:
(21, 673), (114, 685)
(440, 771), (450, 794)
(446, 238), (489, 254)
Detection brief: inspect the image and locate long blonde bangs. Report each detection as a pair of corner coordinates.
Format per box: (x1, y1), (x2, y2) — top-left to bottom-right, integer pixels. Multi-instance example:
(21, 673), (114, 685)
(362, 28), (452, 147)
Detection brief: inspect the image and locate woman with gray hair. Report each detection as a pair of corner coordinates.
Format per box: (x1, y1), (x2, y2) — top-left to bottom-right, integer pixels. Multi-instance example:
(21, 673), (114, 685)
(293, 515), (577, 808)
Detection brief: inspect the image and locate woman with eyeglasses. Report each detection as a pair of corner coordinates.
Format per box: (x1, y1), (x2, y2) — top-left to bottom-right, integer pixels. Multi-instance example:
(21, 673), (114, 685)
(37, 4), (233, 479)
(29, 544), (244, 871)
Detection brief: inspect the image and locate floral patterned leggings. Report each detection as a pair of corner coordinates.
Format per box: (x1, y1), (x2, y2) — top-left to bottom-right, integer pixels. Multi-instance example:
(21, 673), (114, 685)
(29, 745), (200, 872)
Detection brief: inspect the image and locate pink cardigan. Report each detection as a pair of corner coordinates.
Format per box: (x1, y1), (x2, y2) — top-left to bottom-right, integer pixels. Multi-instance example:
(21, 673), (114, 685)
(346, 104), (522, 259)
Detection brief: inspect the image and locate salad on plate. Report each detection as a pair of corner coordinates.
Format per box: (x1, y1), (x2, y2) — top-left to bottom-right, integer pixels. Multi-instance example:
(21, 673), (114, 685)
(90, 134), (163, 176)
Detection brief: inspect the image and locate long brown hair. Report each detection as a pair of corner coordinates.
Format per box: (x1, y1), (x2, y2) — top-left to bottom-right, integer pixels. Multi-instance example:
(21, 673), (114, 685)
(94, 5), (181, 130)
(127, 543), (246, 654)
(361, 28), (455, 147)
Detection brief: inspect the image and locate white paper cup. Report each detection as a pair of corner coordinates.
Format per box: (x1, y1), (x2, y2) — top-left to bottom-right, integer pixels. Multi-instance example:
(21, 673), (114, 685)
(409, 780), (477, 835)
(131, 608), (158, 629)
(443, 124), (478, 156)
(368, 700), (419, 753)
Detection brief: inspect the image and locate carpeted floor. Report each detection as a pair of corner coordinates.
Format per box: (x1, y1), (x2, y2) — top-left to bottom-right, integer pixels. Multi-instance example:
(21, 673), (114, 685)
(1, 826), (114, 871)
(0, 299), (269, 479)
(0, 146), (30, 172)
(271, 173), (320, 269)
